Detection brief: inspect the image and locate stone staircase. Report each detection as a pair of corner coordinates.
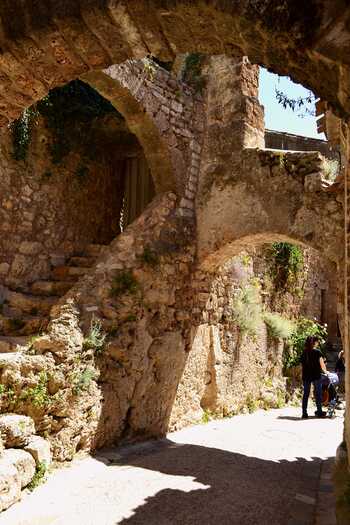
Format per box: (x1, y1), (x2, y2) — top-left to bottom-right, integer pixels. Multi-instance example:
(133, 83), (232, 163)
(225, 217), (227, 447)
(0, 244), (106, 353)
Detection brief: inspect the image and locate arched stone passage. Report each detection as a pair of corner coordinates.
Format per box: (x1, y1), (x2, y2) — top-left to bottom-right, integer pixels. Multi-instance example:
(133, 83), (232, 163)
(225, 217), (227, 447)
(197, 148), (344, 271)
(83, 59), (204, 195)
(0, 2), (347, 121)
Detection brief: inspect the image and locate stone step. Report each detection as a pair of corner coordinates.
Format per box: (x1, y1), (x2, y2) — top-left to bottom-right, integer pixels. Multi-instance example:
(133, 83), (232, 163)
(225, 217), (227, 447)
(84, 243), (107, 257)
(5, 291), (57, 315)
(68, 256), (96, 268)
(30, 280), (72, 297)
(0, 316), (48, 336)
(51, 265), (91, 281)
(0, 336), (29, 353)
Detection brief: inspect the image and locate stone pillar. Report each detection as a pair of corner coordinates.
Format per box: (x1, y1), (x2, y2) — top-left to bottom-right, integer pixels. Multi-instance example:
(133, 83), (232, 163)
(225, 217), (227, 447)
(204, 55), (265, 155)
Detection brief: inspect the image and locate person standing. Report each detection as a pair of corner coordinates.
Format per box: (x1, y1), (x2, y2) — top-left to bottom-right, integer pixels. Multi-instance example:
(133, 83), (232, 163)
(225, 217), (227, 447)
(301, 336), (327, 419)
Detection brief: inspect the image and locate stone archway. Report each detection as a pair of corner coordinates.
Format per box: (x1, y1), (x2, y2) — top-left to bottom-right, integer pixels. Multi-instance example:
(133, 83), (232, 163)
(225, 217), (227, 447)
(0, 1), (350, 467)
(0, 2), (347, 122)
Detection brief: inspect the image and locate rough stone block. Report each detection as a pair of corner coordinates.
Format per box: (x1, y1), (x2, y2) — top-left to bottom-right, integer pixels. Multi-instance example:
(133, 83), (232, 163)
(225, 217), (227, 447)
(0, 262), (9, 275)
(3, 449), (36, 488)
(24, 436), (52, 467)
(0, 460), (21, 512)
(0, 414), (36, 448)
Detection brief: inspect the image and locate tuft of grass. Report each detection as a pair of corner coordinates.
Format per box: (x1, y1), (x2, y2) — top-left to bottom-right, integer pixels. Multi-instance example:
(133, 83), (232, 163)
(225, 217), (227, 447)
(245, 394), (259, 414)
(82, 317), (106, 355)
(27, 462), (47, 491)
(322, 158), (340, 183)
(232, 283), (262, 337)
(110, 270), (139, 297)
(263, 312), (295, 340)
(240, 254), (252, 267)
(72, 368), (96, 396)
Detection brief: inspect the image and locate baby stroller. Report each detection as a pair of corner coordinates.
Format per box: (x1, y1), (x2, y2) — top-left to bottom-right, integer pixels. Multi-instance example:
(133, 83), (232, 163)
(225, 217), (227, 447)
(321, 372), (339, 418)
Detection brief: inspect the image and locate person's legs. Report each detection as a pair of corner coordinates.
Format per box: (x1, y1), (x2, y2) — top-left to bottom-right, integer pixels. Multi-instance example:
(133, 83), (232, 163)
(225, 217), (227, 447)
(313, 378), (323, 414)
(302, 380), (311, 416)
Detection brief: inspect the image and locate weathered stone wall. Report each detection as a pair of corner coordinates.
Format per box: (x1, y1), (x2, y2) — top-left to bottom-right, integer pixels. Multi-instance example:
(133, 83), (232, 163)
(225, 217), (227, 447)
(0, 193), (195, 460)
(0, 114), (134, 289)
(170, 246), (336, 429)
(0, 53), (345, 469)
(85, 59), (204, 198)
(197, 56), (343, 274)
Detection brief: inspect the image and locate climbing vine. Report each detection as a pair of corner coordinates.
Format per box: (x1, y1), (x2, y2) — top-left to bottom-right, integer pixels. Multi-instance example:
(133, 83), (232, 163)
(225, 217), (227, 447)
(269, 242), (304, 293)
(181, 53), (206, 94)
(10, 107), (38, 161)
(283, 316), (327, 370)
(11, 80), (118, 166)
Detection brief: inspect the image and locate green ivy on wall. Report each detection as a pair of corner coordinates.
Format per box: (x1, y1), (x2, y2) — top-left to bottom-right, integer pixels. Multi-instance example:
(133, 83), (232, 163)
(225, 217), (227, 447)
(269, 242), (304, 293)
(11, 80), (118, 164)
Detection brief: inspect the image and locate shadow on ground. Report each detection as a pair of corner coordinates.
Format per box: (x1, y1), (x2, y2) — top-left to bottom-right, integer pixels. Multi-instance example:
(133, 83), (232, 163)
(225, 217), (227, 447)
(95, 439), (325, 525)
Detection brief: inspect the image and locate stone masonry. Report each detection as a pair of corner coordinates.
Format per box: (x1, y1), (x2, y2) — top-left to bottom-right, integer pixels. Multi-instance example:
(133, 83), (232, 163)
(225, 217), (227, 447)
(0, 54), (345, 479)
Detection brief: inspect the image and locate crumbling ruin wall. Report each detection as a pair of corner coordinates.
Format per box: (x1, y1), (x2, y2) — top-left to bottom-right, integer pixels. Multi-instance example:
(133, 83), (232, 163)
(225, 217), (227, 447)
(0, 114), (134, 289)
(0, 59), (204, 290)
(170, 246), (337, 429)
(0, 55), (345, 467)
(0, 192), (195, 460)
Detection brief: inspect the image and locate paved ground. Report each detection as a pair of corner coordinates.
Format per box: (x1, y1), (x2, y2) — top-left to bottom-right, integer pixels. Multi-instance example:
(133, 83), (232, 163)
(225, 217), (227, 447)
(0, 406), (343, 525)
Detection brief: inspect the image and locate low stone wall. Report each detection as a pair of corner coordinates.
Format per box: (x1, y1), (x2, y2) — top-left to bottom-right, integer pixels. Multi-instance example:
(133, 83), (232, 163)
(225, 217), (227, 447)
(0, 414), (51, 512)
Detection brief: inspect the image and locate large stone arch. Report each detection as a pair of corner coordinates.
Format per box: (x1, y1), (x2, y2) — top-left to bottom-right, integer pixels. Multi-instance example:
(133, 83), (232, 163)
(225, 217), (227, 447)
(0, 2), (347, 121)
(83, 59), (204, 195)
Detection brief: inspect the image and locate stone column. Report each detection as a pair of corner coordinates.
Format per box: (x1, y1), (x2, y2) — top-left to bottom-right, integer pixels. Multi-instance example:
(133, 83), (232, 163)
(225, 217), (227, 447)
(198, 55), (265, 201)
(205, 55), (265, 153)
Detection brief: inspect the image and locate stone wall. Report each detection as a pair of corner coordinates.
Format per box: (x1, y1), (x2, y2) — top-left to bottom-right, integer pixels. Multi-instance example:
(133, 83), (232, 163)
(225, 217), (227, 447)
(170, 245), (336, 429)
(0, 113), (138, 289)
(0, 54), (345, 470)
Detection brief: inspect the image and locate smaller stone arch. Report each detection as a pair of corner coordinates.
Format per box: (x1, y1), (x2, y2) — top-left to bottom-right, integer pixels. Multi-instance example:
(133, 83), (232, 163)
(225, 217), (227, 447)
(197, 148), (344, 272)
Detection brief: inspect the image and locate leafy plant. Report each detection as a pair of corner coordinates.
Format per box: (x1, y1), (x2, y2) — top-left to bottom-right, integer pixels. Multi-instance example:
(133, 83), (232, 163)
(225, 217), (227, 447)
(20, 372), (51, 408)
(240, 254), (252, 268)
(232, 283), (262, 337)
(110, 270), (139, 297)
(82, 317), (106, 355)
(10, 107), (38, 161)
(182, 53), (206, 94)
(140, 246), (159, 267)
(275, 87), (315, 117)
(27, 462), (47, 491)
(201, 409), (212, 424)
(72, 368), (96, 395)
(269, 242), (304, 292)
(11, 79), (117, 163)
(283, 316), (327, 370)
(245, 393), (258, 414)
(0, 385), (15, 403)
(263, 312), (295, 340)
(143, 58), (157, 81)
